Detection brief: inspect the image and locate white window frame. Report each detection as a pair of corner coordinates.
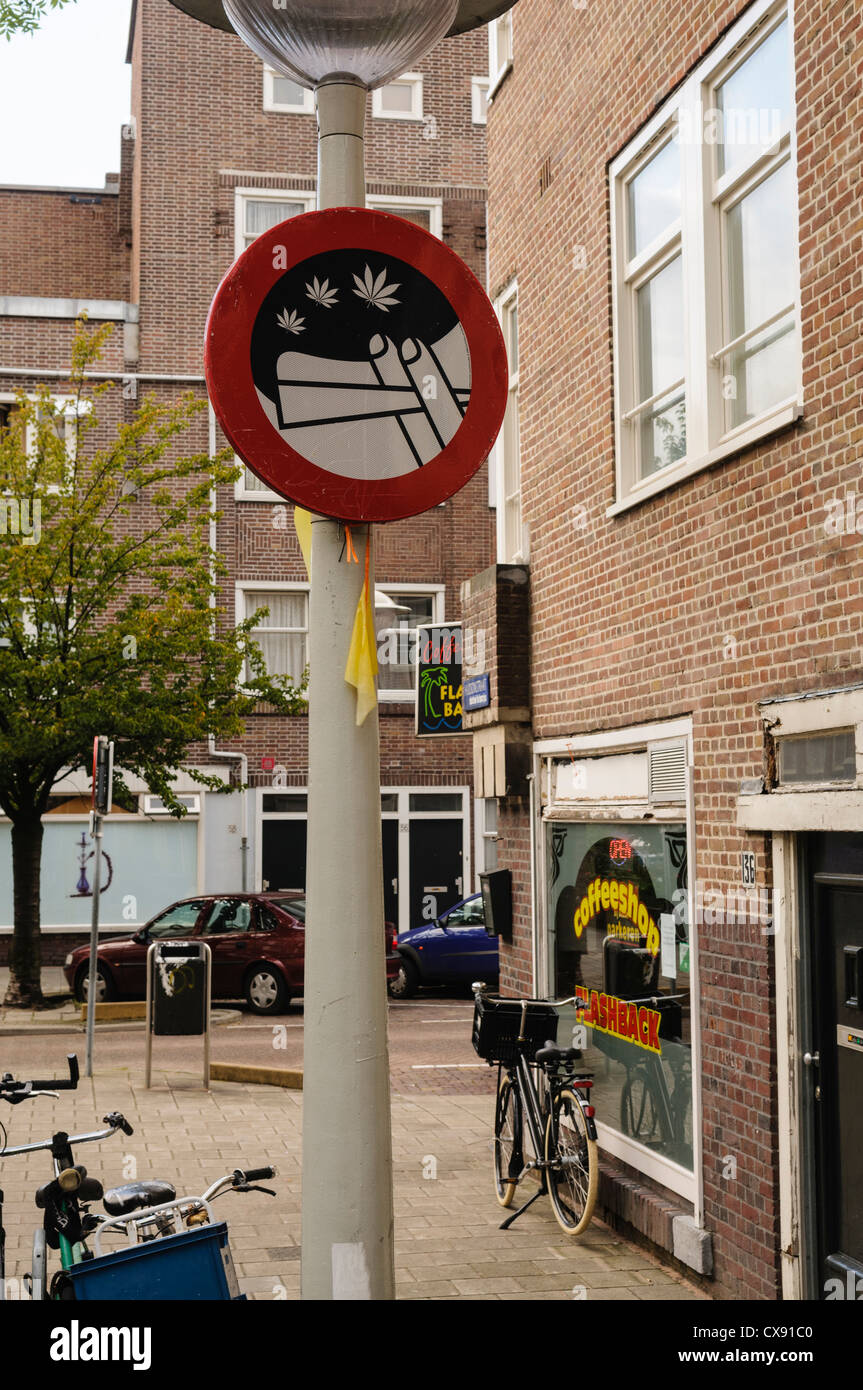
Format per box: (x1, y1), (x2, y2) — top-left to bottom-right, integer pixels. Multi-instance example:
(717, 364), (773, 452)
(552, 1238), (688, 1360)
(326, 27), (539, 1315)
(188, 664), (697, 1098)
(236, 580), (310, 687)
(471, 76), (489, 125)
(488, 13), (513, 100)
(262, 66), (315, 115)
(371, 72), (423, 121)
(233, 186), (316, 261)
(376, 582), (445, 703)
(609, 0), (801, 515)
(366, 193), (443, 240)
(492, 279), (525, 563)
(0, 392), (90, 499)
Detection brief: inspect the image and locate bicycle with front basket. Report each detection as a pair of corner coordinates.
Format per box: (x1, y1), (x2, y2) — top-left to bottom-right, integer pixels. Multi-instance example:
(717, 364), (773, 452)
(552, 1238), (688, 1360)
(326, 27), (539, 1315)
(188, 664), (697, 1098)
(471, 984), (599, 1236)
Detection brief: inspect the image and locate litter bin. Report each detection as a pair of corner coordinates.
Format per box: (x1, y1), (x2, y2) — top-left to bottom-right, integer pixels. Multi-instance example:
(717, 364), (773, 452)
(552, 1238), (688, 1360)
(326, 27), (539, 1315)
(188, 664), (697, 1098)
(145, 941), (212, 1088)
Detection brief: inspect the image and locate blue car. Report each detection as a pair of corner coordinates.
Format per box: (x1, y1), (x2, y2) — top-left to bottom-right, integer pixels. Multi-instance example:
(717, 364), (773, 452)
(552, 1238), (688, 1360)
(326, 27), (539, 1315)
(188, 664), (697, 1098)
(388, 893), (499, 999)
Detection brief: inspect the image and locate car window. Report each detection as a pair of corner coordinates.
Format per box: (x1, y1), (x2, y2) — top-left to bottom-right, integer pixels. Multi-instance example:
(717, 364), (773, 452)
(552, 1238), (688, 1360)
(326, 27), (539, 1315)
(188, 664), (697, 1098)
(200, 899), (253, 935)
(258, 904), (290, 933)
(444, 899), (484, 928)
(270, 897), (305, 924)
(147, 901), (205, 939)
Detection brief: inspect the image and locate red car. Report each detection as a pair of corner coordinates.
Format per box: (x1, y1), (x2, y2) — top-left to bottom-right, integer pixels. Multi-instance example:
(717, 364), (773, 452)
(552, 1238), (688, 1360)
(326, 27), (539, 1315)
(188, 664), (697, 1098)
(64, 893), (400, 1016)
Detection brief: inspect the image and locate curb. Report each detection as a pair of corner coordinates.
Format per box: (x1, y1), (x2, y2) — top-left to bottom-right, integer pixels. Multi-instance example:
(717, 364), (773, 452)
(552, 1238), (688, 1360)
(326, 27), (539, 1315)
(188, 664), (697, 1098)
(209, 1062), (303, 1089)
(0, 1008), (241, 1038)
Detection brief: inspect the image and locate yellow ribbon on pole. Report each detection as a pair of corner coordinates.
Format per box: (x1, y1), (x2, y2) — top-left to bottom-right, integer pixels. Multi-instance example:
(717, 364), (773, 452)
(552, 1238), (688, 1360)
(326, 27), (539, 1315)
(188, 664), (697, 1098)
(344, 530), (378, 726)
(295, 507), (377, 725)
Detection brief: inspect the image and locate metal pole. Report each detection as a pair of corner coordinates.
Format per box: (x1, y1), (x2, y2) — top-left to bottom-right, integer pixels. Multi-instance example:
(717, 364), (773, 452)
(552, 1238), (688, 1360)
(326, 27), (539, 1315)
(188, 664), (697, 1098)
(84, 813), (103, 1078)
(300, 77), (395, 1301)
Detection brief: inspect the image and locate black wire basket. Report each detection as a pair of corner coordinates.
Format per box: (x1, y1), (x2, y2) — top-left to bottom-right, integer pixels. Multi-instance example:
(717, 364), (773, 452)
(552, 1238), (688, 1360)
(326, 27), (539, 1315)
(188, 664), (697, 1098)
(471, 994), (559, 1065)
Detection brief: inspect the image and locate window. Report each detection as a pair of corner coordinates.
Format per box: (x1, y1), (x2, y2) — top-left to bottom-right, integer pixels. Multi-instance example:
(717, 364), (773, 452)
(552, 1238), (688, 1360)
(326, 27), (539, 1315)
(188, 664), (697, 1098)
(471, 76), (489, 125)
(610, 1), (800, 510)
(240, 584), (309, 685)
(478, 797), (499, 873)
(492, 282), (525, 562)
(201, 898), (253, 935)
(146, 901), (205, 939)
(374, 586), (442, 701)
(263, 67), (314, 115)
(489, 12), (513, 94)
(372, 73), (423, 120)
(0, 393), (87, 484)
(234, 187), (315, 259)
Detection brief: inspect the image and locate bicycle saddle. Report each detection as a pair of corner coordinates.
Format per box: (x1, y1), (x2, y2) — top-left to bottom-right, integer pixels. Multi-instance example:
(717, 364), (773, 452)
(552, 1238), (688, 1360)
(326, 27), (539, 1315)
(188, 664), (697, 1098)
(534, 1041), (582, 1065)
(102, 1179), (176, 1216)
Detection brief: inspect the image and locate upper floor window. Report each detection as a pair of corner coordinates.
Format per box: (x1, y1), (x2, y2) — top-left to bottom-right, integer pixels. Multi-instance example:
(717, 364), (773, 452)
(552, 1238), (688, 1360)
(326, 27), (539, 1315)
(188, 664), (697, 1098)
(374, 586), (444, 701)
(471, 76), (489, 125)
(240, 583), (309, 686)
(372, 73), (423, 121)
(263, 67), (315, 115)
(610, 1), (800, 511)
(489, 12), (513, 93)
(492, 281), (525, 563)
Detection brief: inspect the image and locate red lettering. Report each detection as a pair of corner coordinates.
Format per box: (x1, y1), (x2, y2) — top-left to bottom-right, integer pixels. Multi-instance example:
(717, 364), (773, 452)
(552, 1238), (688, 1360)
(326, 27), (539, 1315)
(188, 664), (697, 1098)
(627, 1002), (639, 1041)
(597, 992), (608, 1029)
(588, 989), (601, 1027)
(647, 1009), (660, 1053)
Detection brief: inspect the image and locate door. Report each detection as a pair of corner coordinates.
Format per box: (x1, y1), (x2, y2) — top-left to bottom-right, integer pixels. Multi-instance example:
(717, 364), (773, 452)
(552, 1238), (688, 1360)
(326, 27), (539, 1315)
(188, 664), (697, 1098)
(431, 896), (497, 982)
(196, 897), (255, 999)
(408, 818), (463, 928)
(262, 820), (306, 891)
(806, 833), (863, 1297)
(382, 819), (399, 929)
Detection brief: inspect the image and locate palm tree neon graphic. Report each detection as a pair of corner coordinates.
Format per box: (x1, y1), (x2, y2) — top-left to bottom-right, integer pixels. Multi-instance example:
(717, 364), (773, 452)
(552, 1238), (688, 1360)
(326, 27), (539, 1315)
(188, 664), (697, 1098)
(420, 666), (460, 731)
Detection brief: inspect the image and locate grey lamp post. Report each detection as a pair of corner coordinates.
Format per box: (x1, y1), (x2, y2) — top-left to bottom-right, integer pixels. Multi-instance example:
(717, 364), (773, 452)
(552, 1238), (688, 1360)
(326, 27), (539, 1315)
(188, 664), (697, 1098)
(169, 0), (517, 1302)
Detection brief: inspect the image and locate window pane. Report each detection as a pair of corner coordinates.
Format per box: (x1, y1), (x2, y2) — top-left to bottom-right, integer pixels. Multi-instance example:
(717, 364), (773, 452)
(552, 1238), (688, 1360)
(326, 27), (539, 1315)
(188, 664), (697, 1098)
(635, 257), (686, 473)
(627, 139), (680, 258)
(380, 81), (414, 112)
(375, 205), (430, 230)
(242, 466), (272, 492)
(725, 160), (796, 426)
(245, 199), (305, 241)
(409, 793), (462, 812)
(381, 793), (398, 812)
(249, 592), (307, 629)
(375, 593), (435, 692)
(272, 75), (307, 107)
(716, 20), (791, 177)
(779, 732), (856, 785)
(505, 302), (518, 373)
(263, 794), (308, 811)
(256, 632), (306, 680)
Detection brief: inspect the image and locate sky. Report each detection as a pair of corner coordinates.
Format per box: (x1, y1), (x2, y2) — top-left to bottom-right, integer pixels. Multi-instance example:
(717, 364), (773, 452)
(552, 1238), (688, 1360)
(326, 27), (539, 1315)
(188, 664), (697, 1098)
(0, 0), (133, 189)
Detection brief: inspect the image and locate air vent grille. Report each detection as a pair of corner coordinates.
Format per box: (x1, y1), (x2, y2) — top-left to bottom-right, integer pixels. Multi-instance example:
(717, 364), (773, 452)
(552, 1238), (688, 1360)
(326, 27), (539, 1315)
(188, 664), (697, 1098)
(648, 741), (688, 804)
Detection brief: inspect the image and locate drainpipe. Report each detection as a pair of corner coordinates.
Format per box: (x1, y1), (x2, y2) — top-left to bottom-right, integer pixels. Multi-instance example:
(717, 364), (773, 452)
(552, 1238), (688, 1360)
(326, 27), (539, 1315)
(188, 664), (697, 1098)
(207, 402), (249, 891)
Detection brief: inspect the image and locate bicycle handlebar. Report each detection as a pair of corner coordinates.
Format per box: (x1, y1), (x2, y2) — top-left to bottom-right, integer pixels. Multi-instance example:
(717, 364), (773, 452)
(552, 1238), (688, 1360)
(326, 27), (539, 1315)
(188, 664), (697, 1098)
(0, 1054), (79, 1104)
(0, 1113), (132, 1158)
(242, 1166), (276, 1183)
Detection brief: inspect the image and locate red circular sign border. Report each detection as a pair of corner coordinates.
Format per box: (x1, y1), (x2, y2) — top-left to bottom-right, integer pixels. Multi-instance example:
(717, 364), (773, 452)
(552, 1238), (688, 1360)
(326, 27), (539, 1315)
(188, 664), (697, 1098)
(204, 207), (508, 523)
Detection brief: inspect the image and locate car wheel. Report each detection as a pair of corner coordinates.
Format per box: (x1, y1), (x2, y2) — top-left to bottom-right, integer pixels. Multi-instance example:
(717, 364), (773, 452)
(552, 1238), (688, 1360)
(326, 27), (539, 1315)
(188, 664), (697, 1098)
(74, 964), (114, 1004)
(388, 957), (419, 999)
(245, 966), (288, 1015)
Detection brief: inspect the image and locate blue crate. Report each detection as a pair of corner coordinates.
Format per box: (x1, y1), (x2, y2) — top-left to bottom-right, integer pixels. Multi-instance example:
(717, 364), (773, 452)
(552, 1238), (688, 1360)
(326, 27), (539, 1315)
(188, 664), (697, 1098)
(68, 1221), (246, 1301)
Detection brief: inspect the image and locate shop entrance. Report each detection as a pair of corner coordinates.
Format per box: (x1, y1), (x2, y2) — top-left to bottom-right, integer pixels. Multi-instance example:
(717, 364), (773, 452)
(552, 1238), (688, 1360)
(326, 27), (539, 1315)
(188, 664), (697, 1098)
(804, 832), (863, 1298)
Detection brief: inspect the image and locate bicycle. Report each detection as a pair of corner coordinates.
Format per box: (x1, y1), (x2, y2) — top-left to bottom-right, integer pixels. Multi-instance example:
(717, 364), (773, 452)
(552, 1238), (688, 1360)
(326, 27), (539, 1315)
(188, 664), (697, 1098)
(0, 1054), (276, 1300)
(471, 984), (599, 1236)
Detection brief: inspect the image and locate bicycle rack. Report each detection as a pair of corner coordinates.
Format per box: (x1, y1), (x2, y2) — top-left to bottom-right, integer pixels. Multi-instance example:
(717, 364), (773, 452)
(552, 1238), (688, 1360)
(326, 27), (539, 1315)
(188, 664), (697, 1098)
(145, 941), (212, 1090)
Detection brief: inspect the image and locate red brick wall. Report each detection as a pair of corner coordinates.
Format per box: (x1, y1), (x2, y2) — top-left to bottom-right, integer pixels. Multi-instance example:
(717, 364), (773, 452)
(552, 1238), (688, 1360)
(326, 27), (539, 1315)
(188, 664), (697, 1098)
(485, 0), (861, 1300)
(0, 189), (130, 302)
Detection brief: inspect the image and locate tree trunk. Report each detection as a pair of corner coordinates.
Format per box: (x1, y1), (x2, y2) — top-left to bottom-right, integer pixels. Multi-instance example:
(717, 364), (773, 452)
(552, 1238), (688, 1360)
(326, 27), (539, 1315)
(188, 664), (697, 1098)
(4, 815), (44, 1007)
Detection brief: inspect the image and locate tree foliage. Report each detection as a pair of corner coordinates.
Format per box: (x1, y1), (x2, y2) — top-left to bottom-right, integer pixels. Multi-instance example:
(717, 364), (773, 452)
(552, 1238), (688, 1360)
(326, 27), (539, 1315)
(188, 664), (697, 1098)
(0, 0), (76, 39)
(0, 322), (306, 1004)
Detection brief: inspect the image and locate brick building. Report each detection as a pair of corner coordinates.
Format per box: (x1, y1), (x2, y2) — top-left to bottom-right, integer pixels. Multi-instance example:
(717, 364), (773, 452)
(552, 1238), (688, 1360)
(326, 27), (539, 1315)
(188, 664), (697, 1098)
(463, 0), (863, 1298)
(0, 0), (495, 962)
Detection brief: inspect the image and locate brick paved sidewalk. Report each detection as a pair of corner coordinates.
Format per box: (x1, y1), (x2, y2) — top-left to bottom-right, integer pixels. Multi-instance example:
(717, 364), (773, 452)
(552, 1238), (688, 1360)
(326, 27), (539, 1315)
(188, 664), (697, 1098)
(0, 1067), (707, 1301)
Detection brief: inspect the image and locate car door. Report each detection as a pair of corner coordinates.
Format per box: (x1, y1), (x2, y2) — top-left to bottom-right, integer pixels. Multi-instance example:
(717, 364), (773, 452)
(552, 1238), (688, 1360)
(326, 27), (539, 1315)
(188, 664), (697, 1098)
(259, 898), (305, 993)
(117, 899), (206, 995)
(196, 898), (255, 999)
(434, 897), (497, 982)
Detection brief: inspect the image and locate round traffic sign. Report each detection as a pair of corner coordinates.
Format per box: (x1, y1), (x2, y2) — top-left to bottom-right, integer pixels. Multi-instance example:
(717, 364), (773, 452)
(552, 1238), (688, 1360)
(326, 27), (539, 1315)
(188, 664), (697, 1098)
(204, 208), (507, 522)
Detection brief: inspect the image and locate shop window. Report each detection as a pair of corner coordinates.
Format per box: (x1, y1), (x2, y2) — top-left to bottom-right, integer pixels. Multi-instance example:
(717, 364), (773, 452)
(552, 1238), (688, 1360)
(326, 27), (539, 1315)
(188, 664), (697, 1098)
(548, 821), (693, 1173)
(610, 1), (799, 511)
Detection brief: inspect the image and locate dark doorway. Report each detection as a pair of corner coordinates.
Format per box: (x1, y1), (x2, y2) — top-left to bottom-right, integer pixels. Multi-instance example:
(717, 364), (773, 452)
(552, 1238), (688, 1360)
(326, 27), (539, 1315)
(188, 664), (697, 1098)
(804, 833), (863, 1298)
(262, 819), (307, 892)
(408, 818), (463, 928)
(382, 819), (398, 928)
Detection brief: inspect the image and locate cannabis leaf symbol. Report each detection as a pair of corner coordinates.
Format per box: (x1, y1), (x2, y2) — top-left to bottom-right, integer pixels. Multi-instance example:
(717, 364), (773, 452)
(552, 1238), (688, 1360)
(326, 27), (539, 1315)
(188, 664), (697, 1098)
(352, 264), (401, 312)
(276, 308), (306, 335)
(305, 276), (339, 309)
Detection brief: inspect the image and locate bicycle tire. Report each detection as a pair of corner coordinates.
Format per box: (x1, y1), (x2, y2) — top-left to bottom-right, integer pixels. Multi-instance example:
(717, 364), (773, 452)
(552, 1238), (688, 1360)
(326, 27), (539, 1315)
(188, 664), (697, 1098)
(544, 1087), (598, 1236)
(493, 1075), (520, 1208)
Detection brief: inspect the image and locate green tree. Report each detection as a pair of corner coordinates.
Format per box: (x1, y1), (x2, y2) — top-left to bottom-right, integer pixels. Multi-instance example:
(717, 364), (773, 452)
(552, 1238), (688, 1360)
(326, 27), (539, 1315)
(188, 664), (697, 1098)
(0, 0), (75, 38)
(0, 324), (306, 1006)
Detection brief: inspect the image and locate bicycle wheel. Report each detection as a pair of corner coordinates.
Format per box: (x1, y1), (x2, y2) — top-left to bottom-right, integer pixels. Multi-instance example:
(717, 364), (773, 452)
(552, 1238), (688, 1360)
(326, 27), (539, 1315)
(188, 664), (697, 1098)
(544, 1088), (598, 1236)
(493, 1075), (521, 1208)
(620, 1067), (659, 1141)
